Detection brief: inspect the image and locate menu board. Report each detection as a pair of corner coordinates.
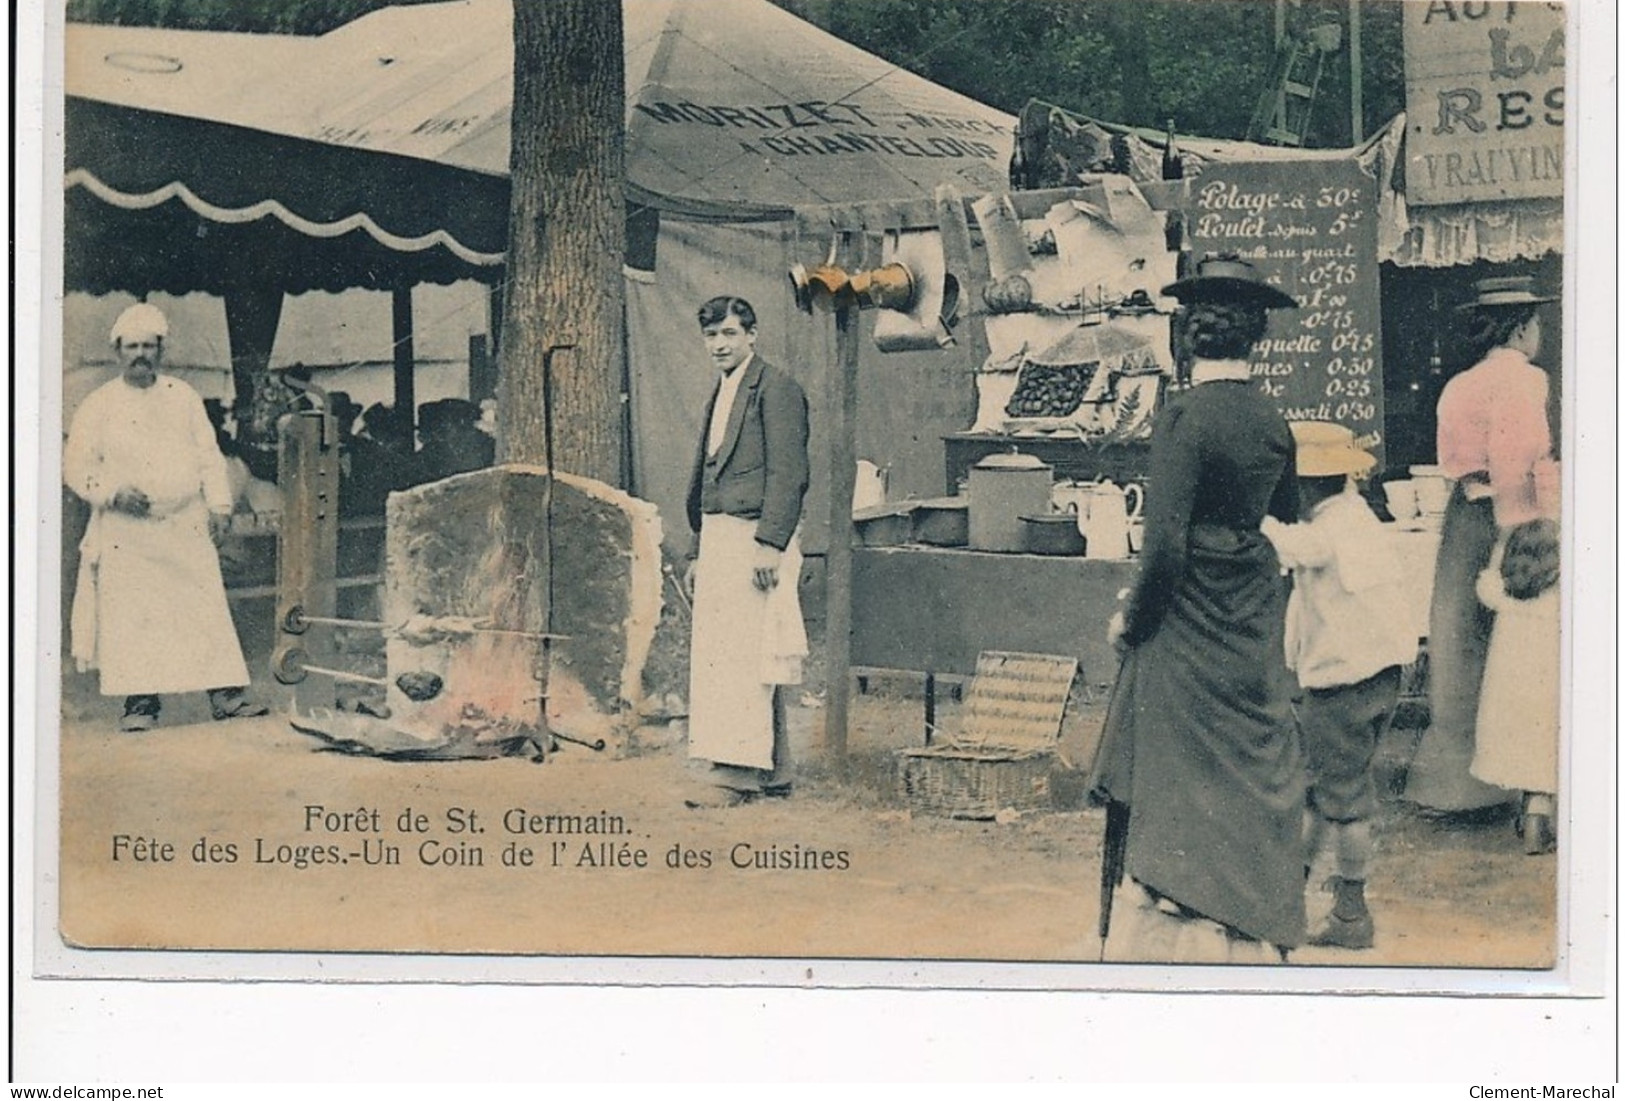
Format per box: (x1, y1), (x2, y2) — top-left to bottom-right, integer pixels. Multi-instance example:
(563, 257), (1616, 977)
(1186, 159), (1386, 464)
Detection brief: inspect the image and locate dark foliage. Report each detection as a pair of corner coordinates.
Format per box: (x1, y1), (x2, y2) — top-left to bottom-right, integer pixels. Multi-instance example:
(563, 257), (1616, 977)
(67, 0), (1408, 146)
(776, 0), (1406, 145)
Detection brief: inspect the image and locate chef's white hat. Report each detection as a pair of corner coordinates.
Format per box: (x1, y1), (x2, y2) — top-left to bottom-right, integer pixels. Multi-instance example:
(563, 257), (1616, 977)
(110, 302), (168, 346)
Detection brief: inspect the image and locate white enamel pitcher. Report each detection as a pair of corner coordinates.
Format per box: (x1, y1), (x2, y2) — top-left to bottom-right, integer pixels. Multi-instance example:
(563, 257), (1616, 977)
(1056, 479), (1144, 559)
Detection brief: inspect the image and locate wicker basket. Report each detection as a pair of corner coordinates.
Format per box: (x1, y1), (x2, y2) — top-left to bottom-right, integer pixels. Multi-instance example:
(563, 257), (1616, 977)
(898, 746), (1055, 819)
(896, 651), (1076, 820)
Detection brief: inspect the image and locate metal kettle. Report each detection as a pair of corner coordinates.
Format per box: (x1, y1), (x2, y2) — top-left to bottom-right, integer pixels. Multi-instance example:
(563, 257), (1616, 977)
(1072, 479), (1144, 559)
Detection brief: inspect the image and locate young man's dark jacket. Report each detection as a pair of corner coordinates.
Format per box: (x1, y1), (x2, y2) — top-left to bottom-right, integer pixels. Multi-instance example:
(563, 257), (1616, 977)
(686, 356), (810, 551)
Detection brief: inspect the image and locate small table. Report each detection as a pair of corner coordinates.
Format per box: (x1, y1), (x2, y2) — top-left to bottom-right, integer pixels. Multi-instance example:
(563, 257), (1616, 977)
(851, 528), (1441, 741)
(851, 544), (1136, 741)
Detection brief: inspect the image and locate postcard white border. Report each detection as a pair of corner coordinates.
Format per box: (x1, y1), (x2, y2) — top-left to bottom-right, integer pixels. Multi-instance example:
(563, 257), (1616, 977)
(13, 0), (1618, 1081)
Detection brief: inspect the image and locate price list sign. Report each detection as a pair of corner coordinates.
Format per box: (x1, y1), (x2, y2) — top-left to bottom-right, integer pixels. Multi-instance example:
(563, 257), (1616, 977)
(1186, 159), (1385, 464)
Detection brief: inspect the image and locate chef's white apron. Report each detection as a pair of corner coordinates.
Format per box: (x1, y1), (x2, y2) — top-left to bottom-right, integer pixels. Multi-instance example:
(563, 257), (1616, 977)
(687, 514), (806, 770)
(65, 376), (250, 696)
(73, 499), (251, 695)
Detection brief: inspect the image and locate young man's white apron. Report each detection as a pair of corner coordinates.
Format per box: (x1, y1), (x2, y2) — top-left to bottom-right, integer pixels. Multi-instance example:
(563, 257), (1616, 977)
(687, 516), (805, 770)
(66, 376), (251, 695)
(686, 356), (808, 771)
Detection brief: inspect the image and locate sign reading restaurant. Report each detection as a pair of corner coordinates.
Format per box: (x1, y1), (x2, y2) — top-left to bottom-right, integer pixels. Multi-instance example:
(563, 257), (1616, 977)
(1403, 1), (1566, 206)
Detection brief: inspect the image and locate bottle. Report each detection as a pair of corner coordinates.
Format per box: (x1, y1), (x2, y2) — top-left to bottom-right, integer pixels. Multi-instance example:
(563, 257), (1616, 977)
(1163, 209), (1185, 257)
(1161, 118), (1184, 180)
(1009, 121), (1030, 190)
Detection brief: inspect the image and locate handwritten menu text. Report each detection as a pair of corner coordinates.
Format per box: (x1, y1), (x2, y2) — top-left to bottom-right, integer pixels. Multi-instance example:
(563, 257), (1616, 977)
(1188, 159), (1386, 463)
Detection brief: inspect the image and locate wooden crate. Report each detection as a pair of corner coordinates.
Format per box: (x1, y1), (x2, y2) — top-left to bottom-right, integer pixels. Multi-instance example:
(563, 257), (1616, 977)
(897, 651), (1076, 819)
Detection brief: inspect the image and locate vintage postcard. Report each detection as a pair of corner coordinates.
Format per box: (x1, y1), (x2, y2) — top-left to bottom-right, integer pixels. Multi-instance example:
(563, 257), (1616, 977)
(27, 0), (1611, 1012)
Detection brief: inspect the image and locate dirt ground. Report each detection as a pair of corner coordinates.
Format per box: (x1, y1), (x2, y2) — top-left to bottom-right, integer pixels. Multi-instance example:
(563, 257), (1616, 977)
(54, 653), (1557, 971)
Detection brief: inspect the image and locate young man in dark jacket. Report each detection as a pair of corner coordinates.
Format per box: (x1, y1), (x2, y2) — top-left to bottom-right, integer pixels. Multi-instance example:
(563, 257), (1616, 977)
(683, 296), (811, 807)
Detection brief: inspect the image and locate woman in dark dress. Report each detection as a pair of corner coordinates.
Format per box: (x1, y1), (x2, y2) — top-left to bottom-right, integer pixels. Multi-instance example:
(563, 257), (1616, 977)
(1090, 256), (1303, 963)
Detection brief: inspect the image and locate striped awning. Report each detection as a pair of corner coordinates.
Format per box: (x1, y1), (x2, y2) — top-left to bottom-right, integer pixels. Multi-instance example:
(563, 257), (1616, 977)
(65, 0), (1016, 295)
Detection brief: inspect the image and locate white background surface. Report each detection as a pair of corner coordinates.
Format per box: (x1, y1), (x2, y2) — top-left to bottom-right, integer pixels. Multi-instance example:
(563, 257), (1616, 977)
(10, 0), (1617, 1084)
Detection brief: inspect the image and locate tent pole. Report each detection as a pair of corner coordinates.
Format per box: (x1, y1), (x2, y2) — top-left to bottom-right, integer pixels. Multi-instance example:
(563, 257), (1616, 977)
(222, 285), (285, 460)
(1349, 0), (1364, 144)
(488, 280), (504, 359)
(822, 300), (859, 761)
(468, 334), (496, 405)
(392, 283), (417, 434)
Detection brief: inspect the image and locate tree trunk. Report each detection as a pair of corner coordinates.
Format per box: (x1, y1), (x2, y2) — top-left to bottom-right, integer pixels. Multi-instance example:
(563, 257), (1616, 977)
(499, 0), (627, 486)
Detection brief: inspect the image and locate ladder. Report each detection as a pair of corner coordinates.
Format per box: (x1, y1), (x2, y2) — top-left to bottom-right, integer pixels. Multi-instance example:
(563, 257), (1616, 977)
(1248, 34), (1329, 147)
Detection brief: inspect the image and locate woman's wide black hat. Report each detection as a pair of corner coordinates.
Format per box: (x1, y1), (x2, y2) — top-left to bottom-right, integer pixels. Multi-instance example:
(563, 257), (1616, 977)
(1161, 253), (1298, 310)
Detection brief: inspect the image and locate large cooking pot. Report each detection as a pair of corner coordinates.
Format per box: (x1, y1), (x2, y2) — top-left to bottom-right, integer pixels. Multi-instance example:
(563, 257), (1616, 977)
(967, 451), (1054, 552)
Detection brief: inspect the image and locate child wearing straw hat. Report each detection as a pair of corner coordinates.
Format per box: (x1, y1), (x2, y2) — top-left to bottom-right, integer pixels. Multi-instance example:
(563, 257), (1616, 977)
(1261, 422), (1418, 950)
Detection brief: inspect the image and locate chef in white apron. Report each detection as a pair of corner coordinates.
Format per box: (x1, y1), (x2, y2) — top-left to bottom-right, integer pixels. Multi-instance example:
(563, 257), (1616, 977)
(684, 296), (811, 806)
(65, 303), (267, 732)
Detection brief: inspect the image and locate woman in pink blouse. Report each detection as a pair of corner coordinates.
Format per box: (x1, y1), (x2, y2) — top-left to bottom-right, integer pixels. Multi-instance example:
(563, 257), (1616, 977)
(1404, 276), (1559, 814)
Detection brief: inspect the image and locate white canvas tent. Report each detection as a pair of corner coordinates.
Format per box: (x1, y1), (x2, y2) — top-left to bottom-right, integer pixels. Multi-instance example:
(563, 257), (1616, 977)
(65, 0), (1017, 550)
(221, 0), (1013, 216)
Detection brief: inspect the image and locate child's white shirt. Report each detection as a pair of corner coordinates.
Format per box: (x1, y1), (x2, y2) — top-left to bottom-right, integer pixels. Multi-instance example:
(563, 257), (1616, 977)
(1261, 486), (1419, 689)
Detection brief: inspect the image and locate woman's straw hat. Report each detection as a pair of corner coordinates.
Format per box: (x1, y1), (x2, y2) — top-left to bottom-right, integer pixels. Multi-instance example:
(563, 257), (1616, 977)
(1455, 275), (1557, 312)
(1290, 420), (1376, 478)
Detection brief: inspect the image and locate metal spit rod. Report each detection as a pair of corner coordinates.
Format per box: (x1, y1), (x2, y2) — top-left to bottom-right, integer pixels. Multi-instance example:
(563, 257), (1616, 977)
(285, 608), (568, 641)
(466, 626), (570, 640)
(297, 614), (389, 631)
(299, 663), (391, 688)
